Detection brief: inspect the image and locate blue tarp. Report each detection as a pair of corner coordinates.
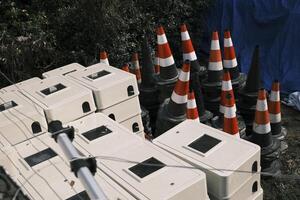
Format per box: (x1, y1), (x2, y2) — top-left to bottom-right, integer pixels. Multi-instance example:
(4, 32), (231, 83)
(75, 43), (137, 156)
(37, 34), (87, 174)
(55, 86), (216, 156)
(200, 0), (300, 94)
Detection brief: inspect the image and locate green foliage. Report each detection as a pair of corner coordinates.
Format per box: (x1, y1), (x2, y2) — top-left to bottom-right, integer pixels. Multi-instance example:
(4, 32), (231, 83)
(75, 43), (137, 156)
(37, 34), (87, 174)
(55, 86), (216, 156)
(0, 0), (212, 86)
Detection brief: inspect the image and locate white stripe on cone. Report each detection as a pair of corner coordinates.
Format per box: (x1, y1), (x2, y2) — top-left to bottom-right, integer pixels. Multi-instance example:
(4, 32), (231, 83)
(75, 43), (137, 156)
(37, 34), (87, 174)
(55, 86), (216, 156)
(224, 106), (236, 118)
(224, 38), (233, 47)
(210, 40), (220, 50)
(178, 71), (190, 82)
(159, 56), (175, 67)
(270, 91), (280, 101)
(253, 123), (271, 134)
(222, 80), (233, 91)
(223, 59), (237, 68)
(183, 52), (197, 61)
(171, 91), (187, 104)
(209, 61), (223, 71)
(157, 34), (167, 45)
(181, 31), (190, 41)
(100, 59), (109, 65)
(187, 98), (197, 109)
(270, 113), (281, 123)
(256, 100), (268, 112)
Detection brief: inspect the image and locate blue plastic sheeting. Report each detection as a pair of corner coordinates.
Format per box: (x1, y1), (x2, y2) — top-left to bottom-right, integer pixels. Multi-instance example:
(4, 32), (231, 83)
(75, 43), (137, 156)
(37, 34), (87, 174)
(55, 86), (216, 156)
(199, 0), (300, 94)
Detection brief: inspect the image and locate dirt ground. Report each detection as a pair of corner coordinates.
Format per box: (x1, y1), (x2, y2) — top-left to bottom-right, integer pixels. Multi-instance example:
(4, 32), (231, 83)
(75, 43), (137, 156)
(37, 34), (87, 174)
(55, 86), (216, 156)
(262, 105), (300, 200)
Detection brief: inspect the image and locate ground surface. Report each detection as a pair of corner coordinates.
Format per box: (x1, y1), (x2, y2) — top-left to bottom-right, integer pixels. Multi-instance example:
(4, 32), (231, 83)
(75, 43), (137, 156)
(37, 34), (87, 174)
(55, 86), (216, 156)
(262, 105), (300, 200)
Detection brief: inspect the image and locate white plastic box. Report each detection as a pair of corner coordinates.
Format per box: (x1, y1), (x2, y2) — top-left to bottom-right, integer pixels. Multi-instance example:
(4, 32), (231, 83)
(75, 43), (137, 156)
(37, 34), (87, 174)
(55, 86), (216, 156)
(0, 91), (47, 147)
(153, 120), (262, 200)
(21, 76), (96, 124)
(68, 113), (210, 200)
(42, 63), (85, 78)
(120, 113), (144, 135)
(0, 133), (135, 200)
(0, 77), (41, 93)
(66, 63), (139, 109)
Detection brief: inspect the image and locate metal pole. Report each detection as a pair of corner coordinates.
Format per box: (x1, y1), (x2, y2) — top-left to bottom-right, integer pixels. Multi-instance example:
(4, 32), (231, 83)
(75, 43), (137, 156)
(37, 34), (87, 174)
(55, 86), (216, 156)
(57, 133), (108, 200)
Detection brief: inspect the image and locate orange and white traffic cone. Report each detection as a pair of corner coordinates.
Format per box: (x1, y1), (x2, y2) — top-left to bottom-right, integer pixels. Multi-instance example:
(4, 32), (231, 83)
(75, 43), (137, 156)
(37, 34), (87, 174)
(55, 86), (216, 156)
(155, 60), (190, 137)
(223, 30), (239, 80)
(100, 50), (109, 65)
(268, 80), (287, 139)
(207, 31), (223, 83)
(180, 24), (202, 73)
(156, 25), (178, 80)
(154, 49), (160, 74)
(121, 63), (130, 72)
(221, 72), (239, 137)
(187, 90), (199, 121)
(132, 53), (142, 84)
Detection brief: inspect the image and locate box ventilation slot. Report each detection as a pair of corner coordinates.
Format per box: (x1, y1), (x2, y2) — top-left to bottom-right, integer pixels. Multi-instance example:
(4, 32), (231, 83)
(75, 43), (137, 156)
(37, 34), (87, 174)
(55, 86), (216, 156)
(188, 134), (221, 153)
(129, 157), (165, 178)
(41, 83), (66, 95)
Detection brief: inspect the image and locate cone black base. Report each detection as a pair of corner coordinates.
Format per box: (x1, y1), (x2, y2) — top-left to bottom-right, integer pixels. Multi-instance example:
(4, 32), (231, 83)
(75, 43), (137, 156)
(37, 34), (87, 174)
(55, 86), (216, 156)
(199, 110), (213, 123)
(261, 159), (281, 178)
(157, 76), (178, 104)
(141, 106), (152, 135)
(154, 99), (186, 138)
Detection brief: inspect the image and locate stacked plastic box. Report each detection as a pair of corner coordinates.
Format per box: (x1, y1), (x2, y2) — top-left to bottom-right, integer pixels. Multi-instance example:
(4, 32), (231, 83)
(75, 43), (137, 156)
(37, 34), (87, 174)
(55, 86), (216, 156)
(0, 133), (135, 199)
(68, 113), (210, 200)
(0, 91), (47, 148)
(20, 76), (96, 124)
(66, 63), (144, 136)
(153, 120), (263, 200)
(0, 77), (41, 93)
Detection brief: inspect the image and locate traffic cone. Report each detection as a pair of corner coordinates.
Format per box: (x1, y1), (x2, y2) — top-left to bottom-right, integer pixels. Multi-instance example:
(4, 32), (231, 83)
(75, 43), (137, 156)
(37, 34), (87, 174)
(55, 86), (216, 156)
(156, 25), (178, 103)
(238, 45), (261, 137)
(156, 25), (178, 80)
(100, 50), (109, 65)
(132, 53), (142, 84)
(202, 31), (223, 115)
(223, 30), (247, 99)
(221, 72), (239, 137)
(155, 60), (190, 137)
(154, 49), (160, 74)
(139, 35), (160, 132)
(252, 89), (281, 174)
(223, 30), (239, 80)
(268, 80), (287, 140)
(121, 63), (130, 72)
(180, 24), (201, 73)
(187, 90), (199, 121)
(207, 31), (223, 83)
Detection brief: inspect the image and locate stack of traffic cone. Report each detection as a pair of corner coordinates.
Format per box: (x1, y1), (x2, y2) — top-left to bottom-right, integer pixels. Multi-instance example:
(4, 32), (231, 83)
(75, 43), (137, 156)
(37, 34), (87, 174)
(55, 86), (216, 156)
(131, 53), (142, 84)
(154, 49), (160, 74)
(268, 80), (288, 152)
(238, 46), (261, 138)
(181, 24), (212, 123)
(252, 89), (281, 175)
(155, 60), (190, 137)
(121, 63), (130, 72)
(202, 31), (223, 115)
(220, 72), (240, 137)
(187, 90), (199, 121)
(139, 35), (160, 133)
(156, 25), (179, 103)
(223, 30), (247, 98)
(100, 50), (109, 65)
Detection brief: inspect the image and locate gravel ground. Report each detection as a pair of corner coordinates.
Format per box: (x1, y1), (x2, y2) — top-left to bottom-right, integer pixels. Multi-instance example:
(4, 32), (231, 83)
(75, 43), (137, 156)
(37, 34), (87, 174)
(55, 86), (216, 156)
(262, 105), (300, 200)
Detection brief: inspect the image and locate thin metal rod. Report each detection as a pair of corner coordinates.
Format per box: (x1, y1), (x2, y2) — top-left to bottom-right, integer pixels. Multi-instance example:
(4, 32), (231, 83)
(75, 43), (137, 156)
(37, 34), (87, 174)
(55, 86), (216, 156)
(57, 133), (108, 200)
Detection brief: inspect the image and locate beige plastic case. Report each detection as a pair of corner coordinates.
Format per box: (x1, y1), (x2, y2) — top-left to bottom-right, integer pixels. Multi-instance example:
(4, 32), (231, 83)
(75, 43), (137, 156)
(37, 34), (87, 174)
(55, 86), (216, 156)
(99, 96), (142, 123)
(0, 91), (47, 147)
(153, 120), (262, 200)
(21, 76), (96, 124)
(42, 63), (85, 78)
(66, 63), (139, 109)
(0, 77), (41, 93)
(68, 113), (210, 200)
(0, 133), (135, 200)
(120, 113), (144, 134)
